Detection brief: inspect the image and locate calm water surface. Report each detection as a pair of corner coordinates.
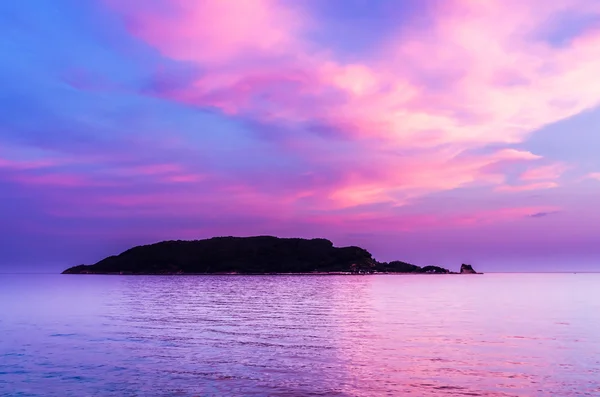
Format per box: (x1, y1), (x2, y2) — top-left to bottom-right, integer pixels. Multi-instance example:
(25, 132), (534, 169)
(1, 274), (599, 396)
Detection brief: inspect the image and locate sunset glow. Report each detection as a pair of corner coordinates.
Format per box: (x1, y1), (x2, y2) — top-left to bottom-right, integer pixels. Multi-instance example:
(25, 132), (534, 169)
(2, 0), (600, 271)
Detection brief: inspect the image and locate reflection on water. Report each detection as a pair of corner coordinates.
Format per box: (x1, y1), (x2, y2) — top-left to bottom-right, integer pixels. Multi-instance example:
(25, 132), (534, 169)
(1, 274), (599, 396)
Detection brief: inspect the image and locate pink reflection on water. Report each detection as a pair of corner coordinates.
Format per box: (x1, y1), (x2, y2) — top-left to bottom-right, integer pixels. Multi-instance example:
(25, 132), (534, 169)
(0, 274), (599, 396)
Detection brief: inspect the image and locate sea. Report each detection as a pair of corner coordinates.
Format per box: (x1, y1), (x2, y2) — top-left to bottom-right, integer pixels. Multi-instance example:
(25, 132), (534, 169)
(0, 273), (599, 397)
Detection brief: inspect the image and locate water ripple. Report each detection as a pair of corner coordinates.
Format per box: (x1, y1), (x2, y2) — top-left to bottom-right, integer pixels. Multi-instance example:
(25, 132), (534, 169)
(1, 273), (599, 396)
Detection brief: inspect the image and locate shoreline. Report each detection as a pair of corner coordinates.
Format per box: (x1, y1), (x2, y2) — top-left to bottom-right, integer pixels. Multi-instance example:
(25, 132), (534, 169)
(63, 271), (482, 276)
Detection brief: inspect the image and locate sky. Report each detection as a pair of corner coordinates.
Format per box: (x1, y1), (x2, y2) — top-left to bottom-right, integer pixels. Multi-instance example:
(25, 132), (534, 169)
(1, 0), (600, 273)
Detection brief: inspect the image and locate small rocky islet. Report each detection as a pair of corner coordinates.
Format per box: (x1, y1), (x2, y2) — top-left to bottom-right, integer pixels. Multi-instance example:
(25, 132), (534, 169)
(62, 236), (480, 275)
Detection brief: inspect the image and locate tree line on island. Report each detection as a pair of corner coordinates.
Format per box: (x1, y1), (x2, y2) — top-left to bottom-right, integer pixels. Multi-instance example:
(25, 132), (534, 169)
(62, 236), (480, 275)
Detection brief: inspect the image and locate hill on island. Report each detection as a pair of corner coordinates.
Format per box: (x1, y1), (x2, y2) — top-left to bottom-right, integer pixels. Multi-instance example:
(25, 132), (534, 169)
(62, 236), (476, 275)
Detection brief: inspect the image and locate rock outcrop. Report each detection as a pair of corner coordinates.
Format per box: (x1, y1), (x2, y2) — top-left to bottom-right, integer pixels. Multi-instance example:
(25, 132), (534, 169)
(460, 264), (479, 274)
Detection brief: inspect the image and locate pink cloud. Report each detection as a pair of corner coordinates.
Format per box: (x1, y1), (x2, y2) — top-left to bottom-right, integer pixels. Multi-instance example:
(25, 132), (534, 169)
(108, 163), (206, 184)
(110, 0), (600, 142)
(321, 148), (542, 208)
(586, 172), (600, 181)
(1, 155), (203, 189)
(0, 156), (94, 187)
(450, 205), (562, 226)
(44, 179), (561, 236)
(520, 163), (568, 181)
(385, 0), (600, 144)
(109, 0), (306, 65)
(102, 0), (600, 214)
(491, 149), (541, 162)
(496, 182), (560, 193)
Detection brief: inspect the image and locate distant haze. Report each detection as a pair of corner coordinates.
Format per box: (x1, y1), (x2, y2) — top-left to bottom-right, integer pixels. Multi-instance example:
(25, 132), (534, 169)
(2, 1), (600, 273)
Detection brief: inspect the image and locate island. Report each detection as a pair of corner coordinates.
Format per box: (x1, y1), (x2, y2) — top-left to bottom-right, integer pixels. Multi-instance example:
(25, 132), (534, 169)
(62, 236), (480, 275)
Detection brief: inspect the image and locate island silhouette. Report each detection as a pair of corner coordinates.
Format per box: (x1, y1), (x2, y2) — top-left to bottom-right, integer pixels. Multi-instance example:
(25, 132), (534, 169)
(62, 236), (479, 275)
